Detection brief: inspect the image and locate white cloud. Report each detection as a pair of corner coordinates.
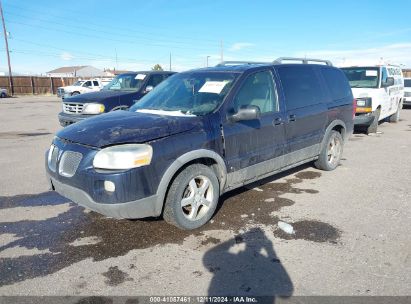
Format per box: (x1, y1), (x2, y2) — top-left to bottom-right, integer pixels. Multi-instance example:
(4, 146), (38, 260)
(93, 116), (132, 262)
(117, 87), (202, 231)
(296, 43), (411, 67)
(60, 52), (74, 61)
(229, 42), (255, 52)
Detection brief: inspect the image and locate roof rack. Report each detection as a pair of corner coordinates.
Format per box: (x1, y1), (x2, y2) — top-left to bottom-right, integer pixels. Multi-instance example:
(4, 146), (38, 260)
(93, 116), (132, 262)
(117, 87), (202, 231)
(273, 57), (333, 66)
(216, 61), (271, 67)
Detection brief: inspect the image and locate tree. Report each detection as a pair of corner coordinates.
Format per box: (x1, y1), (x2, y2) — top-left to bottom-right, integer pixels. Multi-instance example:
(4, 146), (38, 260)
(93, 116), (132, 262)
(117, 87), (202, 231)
(152, 64), (163, 71)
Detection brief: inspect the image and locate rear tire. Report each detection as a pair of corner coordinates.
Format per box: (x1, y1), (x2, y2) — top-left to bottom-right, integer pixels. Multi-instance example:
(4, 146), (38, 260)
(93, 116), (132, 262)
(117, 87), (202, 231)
(314, 130), (344, 171)
(366, 108), (380, 134)
(388, 101), (401, 123)
(163, 164), (219, 230)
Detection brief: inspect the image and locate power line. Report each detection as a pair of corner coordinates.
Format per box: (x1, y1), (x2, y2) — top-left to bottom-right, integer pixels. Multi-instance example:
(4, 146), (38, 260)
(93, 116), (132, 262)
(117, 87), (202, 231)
(8, 20), (217, 53)
(0, 0), (13, 95)
(4, 3), (219, 45)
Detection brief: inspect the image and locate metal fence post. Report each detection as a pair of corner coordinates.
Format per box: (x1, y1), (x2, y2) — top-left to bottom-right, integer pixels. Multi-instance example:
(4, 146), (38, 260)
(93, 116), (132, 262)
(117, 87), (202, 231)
(50, 77), (54, 95)
(31, 76), (35, 95)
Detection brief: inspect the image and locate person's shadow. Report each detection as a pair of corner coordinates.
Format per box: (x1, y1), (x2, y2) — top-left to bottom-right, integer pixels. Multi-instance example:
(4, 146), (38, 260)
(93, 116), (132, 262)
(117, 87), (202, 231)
(203, 227), (293, 302)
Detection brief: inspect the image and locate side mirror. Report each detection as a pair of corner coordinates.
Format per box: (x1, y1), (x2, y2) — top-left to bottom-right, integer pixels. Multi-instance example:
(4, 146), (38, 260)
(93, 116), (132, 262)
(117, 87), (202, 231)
(144, 85), (154, 93)
(229, 105), (261, 122)
(382, 77), (394, 87)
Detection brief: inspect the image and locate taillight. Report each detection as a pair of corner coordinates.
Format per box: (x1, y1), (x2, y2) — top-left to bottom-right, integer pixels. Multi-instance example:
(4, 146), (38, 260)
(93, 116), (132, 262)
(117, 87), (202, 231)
(352, 99), (357, 118)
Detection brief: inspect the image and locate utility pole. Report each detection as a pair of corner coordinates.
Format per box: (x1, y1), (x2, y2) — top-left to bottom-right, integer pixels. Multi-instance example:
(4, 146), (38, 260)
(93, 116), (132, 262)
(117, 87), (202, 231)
(206, 55), (210, 67)
(220, 40), (224, 63)
(0, 0), (13, 95)
(169, 52), (171, 71)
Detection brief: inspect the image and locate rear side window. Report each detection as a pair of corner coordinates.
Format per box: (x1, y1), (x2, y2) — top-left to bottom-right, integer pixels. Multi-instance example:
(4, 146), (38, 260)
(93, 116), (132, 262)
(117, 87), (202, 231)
(277, 66), (325, 110)
(321, 67), (352, 100)
(93, 81), (99, 86)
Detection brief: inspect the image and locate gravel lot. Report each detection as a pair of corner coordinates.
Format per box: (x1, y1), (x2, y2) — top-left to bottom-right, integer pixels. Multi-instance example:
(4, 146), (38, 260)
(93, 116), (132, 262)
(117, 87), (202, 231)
(0, 96), (410, 297)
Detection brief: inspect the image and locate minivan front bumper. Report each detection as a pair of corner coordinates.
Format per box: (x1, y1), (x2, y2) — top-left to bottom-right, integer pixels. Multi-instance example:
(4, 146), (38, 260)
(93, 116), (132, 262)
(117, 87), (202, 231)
(48, 175), (160, 219)
(45, 138), (164, 219)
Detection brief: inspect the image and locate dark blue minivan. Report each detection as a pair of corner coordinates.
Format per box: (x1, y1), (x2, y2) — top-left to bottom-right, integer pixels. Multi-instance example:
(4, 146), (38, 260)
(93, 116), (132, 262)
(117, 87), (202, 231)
(58, 71), (175, 126)
(46, 58), (354, 230)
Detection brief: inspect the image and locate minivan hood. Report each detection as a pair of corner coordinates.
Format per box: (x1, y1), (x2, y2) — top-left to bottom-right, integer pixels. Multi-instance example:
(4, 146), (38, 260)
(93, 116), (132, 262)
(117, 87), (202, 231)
(64, 90), (136, 103)
(56, 110), (202, 148)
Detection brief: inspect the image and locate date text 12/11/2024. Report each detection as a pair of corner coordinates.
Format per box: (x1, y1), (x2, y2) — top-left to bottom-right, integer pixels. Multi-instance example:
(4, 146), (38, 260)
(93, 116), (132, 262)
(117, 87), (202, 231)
(149, 296), (259, 303)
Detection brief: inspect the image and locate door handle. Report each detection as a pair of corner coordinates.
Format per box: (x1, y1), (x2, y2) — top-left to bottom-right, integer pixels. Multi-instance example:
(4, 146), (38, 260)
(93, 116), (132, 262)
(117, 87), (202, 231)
(273, 117), (283, 126)
(289, 114), (296, 122)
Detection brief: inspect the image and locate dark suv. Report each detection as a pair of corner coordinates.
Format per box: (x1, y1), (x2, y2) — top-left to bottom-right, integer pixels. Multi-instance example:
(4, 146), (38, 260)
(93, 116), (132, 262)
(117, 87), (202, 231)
(46, 58), (354, 230)
(58, 71), (175, 126)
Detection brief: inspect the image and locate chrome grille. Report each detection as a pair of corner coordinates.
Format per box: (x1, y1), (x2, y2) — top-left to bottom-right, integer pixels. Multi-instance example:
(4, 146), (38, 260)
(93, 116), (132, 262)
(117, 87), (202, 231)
(48, 145), (59, 172)
(59, 151), (83, 177)
(405, 92), (411, 97)
(63, 103), (84, 114)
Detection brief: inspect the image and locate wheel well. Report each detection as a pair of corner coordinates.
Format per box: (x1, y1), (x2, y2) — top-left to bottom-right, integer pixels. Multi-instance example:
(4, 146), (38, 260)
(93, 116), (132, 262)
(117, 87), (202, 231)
(160, 157), (225, 216)
(331, 124), (345, 139)
(174, 157), (223, 185)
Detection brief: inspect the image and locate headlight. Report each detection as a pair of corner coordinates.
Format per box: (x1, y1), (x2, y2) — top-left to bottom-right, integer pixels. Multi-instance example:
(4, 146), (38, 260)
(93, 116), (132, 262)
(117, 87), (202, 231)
(93, 144), (153, 170)
(82, 103), (105, 114)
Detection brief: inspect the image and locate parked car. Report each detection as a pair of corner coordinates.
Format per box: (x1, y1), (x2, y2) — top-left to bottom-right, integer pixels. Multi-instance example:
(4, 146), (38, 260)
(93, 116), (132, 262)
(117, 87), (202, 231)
(57, 78), (112, 98)
(58, 71), (175, 126)
(0, 88), (8, 98)
(341, 65), (404, 134)
(403, 78), (411, 106)
(46, 58), (354, 230)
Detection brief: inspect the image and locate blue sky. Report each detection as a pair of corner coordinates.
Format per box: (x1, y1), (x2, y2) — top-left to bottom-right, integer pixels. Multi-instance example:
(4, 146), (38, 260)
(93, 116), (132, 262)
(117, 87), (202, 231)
(1, 0), (411, 74)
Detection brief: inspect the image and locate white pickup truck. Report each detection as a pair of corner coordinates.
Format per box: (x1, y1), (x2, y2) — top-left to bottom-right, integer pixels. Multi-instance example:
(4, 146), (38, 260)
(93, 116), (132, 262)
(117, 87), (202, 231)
(57, 78), (112, 99)
(0, 88), (8, 98)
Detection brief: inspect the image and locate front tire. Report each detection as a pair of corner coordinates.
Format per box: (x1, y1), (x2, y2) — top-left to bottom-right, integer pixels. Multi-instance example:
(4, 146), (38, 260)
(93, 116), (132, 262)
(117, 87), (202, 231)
(388, 101), (402, 123)
(366, 108), (380, 134)
(314, 130), (344, 171)
(163, 164), (219, 230)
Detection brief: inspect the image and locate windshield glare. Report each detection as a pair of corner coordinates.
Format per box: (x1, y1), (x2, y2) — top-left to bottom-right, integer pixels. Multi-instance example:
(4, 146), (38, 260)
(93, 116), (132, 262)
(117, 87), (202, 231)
(341, 67), (379, 88)
(130, 72), (239, 116)
(104, 74), (145, 91)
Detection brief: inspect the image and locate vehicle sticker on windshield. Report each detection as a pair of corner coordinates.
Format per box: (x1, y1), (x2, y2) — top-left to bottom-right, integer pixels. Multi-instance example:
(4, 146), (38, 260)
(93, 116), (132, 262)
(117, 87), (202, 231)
(198, 81), (229, 94)
(135, 74), (147, 80)
(365, 70), (378, 77)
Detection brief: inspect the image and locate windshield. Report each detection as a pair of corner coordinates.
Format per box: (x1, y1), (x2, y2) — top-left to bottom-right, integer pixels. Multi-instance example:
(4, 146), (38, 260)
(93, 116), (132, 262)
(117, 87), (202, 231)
(405, 79), (411, 87)
(104, 73), (146, 92)
(341, 67), (380, 88)
(72, 81), (83, 86)
(130, 71), (239, 116)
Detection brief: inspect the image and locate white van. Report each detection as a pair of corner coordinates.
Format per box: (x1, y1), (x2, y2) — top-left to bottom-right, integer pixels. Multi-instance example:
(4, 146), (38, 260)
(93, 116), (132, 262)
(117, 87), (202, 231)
(341, 65), (404, 134)
(404, 78), (411, 106)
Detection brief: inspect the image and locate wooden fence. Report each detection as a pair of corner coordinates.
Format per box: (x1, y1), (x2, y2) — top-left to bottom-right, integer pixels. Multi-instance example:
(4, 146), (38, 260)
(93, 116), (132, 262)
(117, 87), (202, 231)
(403, 70), (411, 78)
(0, 76), (78, 95)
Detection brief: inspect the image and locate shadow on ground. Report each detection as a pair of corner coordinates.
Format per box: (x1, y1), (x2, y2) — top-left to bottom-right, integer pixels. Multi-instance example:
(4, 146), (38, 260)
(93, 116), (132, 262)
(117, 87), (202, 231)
(204, 227), (293, 300)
